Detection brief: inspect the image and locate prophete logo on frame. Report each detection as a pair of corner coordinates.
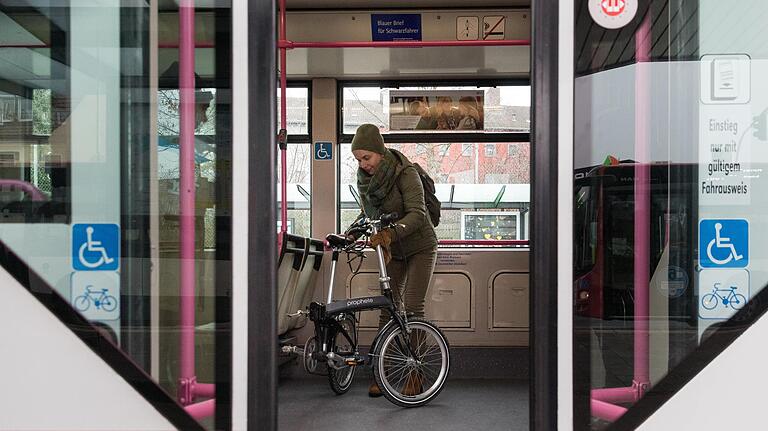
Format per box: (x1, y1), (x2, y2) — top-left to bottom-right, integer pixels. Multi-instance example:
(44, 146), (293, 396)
(589, 0), (638, 29)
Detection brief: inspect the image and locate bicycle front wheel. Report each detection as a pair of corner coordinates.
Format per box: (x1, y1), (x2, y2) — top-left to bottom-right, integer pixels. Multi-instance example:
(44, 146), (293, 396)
(373, 318), (450, 408)
(101, 295), (118, 312)
(731, 293), (747, 310)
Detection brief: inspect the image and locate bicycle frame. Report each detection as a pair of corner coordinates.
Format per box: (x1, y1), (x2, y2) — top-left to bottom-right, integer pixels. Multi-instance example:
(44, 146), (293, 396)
(283, 215), (450, 406)
(317, 219), (415, 360)
(712, 283), (738, 301)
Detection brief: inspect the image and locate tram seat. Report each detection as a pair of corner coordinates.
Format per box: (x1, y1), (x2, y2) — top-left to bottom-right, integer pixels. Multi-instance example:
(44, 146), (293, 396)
(288, 238), (324, 330)
(277, 233), (306, 336)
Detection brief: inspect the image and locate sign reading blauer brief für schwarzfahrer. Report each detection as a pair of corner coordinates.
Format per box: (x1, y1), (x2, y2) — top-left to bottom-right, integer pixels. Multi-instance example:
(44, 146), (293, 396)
(371, 14), (422, 42)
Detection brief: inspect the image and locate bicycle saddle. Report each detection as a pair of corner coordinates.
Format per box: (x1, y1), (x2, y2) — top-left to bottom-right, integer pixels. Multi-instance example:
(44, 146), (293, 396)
(326, 233), (352, 248)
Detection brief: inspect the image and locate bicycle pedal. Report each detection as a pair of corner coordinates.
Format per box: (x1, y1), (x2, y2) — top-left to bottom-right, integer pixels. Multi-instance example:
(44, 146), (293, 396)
(345, 354), (365, 366)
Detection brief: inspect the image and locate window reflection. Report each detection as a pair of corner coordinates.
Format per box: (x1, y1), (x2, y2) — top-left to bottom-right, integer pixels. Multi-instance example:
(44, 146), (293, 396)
(0, 10), (70, 223)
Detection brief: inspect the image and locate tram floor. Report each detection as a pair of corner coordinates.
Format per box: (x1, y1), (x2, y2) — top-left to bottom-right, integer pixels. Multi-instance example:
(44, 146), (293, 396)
(278, 376), (529, 431)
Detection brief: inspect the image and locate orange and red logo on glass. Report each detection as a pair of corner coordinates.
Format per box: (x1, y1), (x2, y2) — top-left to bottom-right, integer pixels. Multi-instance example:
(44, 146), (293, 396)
(600, 0), (626, 17)
(589, 0), (637, 29)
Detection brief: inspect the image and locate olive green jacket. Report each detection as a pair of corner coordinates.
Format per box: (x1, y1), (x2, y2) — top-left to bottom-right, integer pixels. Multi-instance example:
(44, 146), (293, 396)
(359, 149), (438, 259)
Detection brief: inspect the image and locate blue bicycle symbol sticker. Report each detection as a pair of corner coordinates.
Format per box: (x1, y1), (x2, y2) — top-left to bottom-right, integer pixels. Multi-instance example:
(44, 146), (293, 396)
(74, 285), (118, 312)
(701, 283), (746, 311)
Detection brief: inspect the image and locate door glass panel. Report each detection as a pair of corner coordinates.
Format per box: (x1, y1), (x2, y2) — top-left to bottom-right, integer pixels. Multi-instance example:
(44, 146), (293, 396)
(573, 1), (768, 428)
(0, 2), (232, 428)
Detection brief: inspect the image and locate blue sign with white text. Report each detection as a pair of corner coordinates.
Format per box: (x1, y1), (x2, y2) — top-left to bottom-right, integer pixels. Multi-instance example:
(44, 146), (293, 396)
(73, 224), (120, 271)
(699, 219), (748, 268)
(314, 142), (333, 161)
(371, 14), (422, 41)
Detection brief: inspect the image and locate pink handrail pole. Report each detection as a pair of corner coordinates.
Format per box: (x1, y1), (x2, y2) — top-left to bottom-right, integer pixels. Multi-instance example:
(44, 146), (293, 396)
(185, 399), (215, 420)
(2, 43), (215, 48)
(195, 383), (215, 399)
(633, 13), (652, 389)
(591, 387), (636, 404)
(438, 240), (529, 246)
(281, 39), (530, 49)
(179, 0), (197, 383)
(159, 42), (215, 48)
(588, 13), (653, 420)
(591, 400), (628, 422)
(279, 0), (288, 234)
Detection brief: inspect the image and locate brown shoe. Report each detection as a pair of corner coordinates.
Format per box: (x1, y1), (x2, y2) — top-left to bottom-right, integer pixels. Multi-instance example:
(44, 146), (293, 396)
(401, 371), (424, 396)
(368, 380), (383, 397)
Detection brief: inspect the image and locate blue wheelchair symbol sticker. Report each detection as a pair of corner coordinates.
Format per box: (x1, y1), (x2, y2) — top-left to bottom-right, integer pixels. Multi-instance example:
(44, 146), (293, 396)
(699, 219), (748, 268)
(314, 141), (333, 161)
(72, 224), (120, 271)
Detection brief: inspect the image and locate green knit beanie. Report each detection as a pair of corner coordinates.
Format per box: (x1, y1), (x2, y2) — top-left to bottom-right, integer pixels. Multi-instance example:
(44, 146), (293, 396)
(351, 124), (386, 154)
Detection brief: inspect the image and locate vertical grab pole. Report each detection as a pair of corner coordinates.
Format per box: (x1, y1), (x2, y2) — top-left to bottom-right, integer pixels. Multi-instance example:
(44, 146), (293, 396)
(279, 0), (288, 234)
(178, 0), (197, 404)
(633, 13), (651, 396)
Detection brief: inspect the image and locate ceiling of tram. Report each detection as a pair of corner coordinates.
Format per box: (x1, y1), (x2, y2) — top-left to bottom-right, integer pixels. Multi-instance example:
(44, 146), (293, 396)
(285, 0), (530, 8)
(156, 0), (530, 10)
(1, 4), (531, 82)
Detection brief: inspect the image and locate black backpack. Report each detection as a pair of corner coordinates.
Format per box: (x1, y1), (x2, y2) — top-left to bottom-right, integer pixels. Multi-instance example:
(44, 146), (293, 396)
(412, 163), (441, 227)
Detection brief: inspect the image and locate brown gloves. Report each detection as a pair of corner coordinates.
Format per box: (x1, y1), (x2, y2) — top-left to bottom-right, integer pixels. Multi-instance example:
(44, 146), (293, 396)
(370, 229), (393, 264)
(370, 229), (392, 248)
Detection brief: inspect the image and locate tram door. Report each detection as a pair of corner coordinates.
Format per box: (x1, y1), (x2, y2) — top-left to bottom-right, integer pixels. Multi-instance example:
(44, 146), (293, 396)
(274, 5), (534, 431)
(567, 0), (768, 429)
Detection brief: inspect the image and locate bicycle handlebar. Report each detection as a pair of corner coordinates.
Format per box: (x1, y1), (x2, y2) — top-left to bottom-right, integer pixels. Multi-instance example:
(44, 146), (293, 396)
(379, 212), (399, 227)
(344, 213), (400, 237)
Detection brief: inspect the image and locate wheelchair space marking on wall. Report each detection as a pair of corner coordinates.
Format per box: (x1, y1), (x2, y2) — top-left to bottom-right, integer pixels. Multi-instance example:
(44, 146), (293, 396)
(314, 141), (333, 161)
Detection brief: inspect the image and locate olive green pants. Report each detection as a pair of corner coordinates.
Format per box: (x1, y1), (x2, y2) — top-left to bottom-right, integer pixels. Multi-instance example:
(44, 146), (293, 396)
(378, 246), (438, 328)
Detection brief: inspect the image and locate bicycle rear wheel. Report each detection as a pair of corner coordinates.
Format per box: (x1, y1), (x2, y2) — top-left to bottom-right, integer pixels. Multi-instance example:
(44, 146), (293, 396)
(327, 313), (357, 394)
(373, 318), (450, 408)
(702, 294), (718, 310)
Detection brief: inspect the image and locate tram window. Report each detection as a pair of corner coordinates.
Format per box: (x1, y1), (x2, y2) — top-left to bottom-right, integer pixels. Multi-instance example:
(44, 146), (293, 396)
(342, 85), (530, 134)
(277, 143), (311, 237)
(340, 142), (530, 241)
(276, 87), (309, 135)
(0, 45), (70, 223)
(574, 185), (597, 276)
(158, 88), (217, 250)
(275, 85), (311, 237)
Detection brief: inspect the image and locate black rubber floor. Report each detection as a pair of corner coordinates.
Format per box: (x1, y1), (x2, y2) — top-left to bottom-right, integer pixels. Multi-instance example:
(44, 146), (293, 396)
(278, 376), (529, 431)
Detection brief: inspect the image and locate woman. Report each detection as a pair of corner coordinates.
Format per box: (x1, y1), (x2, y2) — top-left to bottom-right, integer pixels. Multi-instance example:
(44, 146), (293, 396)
(349, 123), (438, 397)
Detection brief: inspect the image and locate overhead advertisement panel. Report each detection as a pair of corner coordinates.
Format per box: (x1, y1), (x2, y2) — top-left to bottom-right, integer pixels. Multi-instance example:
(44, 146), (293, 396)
(389, 90), (484, 132)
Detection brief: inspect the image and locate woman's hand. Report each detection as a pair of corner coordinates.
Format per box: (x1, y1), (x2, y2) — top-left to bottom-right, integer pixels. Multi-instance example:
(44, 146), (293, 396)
(370, 229), (393, 264)
(370, 229), (392, 248)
